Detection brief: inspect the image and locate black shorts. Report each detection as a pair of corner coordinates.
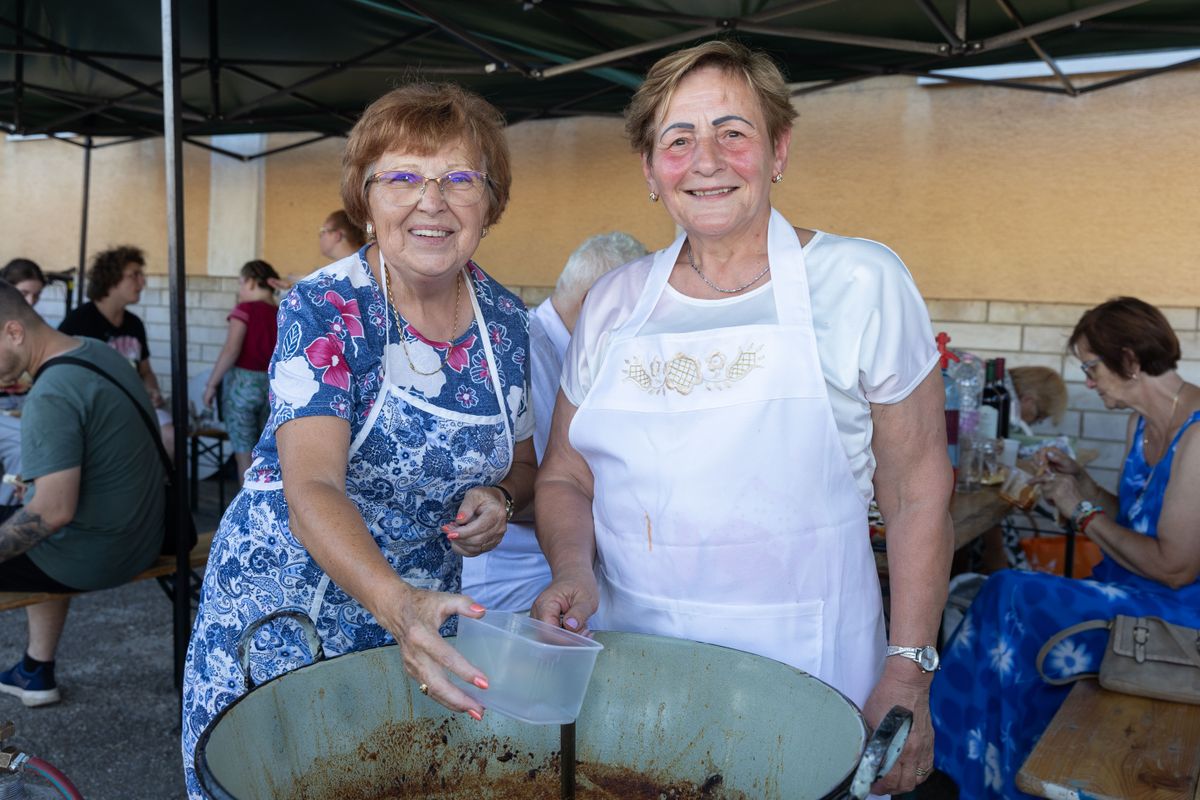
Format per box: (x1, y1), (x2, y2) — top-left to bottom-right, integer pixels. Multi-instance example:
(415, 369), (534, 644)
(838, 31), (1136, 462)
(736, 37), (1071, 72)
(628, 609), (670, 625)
(0, 553), (78, 592)
(0, 506), (78, 592)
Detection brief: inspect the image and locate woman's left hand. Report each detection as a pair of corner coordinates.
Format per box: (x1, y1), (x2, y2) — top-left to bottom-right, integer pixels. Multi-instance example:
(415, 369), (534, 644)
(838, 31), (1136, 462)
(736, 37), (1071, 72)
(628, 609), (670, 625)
(443, 486), (508, 557)
(1035, 471), (1085, 513)
(862, 669), (934, 794)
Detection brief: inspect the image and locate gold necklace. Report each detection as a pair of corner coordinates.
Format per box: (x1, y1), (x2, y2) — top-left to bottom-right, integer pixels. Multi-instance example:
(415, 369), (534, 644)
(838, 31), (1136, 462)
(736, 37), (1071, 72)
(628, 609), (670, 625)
(687, 243), (770, 294)
(386, 267), (463, 376)
(1143, 377), (1186, 458)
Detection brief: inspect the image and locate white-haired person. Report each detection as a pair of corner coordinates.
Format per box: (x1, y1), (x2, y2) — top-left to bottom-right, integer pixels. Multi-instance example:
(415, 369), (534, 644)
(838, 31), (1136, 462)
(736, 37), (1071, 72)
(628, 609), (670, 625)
(462, 232), (647, 611)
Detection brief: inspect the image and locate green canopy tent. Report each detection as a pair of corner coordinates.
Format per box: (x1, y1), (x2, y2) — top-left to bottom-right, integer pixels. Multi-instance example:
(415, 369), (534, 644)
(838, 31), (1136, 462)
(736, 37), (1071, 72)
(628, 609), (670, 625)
(2, 0), (1197, 687)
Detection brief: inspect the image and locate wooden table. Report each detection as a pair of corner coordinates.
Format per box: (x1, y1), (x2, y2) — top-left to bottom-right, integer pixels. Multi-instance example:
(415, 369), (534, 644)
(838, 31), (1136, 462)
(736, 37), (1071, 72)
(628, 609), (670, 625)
(1018, 680), (1200, 800)
(950, 486), (1010, 551)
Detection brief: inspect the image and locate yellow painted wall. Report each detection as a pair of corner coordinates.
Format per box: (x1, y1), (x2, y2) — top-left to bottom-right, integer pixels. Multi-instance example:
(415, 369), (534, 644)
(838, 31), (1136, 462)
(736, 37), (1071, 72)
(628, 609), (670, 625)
(0, 136), (209, 277)
(3, 64), (1197, 308)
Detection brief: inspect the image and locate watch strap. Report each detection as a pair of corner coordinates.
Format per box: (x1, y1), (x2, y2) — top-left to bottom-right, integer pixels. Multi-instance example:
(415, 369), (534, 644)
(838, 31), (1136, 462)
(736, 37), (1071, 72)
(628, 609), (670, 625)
(493, 484), (514, 521)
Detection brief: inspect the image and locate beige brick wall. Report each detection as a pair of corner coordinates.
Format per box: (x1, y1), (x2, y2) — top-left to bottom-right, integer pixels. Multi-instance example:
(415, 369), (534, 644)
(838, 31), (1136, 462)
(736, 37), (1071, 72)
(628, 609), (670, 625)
(930, 299), (1200, 493)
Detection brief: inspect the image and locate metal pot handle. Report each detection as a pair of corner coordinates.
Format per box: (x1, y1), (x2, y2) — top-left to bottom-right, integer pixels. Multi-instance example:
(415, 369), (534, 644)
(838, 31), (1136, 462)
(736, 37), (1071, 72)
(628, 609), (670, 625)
(849, 705), (913, 800)
(236, 609), (327, 692)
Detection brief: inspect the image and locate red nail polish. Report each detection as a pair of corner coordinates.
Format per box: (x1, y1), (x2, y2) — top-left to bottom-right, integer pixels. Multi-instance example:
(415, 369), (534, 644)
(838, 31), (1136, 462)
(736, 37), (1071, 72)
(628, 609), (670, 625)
(468, 709), (483, 721)
(473, 676), (489, 689)
(441, 525), (452, 532)
(469, 603), (486, 613)
(456, 513), (466, 522)
(447, 532), (459, 540)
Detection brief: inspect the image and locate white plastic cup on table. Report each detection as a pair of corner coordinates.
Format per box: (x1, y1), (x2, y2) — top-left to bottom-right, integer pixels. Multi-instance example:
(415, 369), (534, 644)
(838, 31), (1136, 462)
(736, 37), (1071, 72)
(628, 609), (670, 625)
(999, 438), (1021, 468)
(450, 611), (604, 725)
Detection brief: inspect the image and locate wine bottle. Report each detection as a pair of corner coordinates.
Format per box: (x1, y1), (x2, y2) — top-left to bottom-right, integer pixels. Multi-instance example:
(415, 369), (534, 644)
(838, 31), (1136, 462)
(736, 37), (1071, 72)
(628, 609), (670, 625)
(979, 360), (999, 440)
(993, 357), (1012, 439)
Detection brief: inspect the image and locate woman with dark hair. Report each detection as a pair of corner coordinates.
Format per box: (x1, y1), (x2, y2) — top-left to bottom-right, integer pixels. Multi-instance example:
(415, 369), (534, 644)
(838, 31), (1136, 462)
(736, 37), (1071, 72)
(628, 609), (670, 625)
(0, 259), (46, 308)
(931, 296), (1200, 799)
(180, 82), (535, 799)
(202, 260), (282, 482)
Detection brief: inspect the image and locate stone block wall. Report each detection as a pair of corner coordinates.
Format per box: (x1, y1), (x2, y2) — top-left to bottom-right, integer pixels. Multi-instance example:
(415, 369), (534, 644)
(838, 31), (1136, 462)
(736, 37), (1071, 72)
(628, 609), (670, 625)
(59, 277), (1195, 495)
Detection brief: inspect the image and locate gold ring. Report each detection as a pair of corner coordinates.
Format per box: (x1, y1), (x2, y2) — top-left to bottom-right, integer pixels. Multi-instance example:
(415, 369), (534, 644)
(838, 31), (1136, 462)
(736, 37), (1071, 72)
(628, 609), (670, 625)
(915, 767), (930, 777)
(418, 683), (429, 696)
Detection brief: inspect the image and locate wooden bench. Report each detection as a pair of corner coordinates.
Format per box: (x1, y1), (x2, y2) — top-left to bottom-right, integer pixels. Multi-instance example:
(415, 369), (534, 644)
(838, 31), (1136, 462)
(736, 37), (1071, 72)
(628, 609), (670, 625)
(0, 531), (214, 611)
(1018, 679), (1200, 800)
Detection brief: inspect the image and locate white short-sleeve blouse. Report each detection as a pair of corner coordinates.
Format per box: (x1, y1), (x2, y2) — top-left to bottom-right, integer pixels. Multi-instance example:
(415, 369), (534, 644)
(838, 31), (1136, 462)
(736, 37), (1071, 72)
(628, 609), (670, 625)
(561, 229), (939, 501)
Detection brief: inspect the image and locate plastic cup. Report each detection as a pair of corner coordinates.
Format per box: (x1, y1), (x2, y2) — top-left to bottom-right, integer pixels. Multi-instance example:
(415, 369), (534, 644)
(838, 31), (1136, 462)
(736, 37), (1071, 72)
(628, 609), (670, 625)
(450, 611), (604, 725)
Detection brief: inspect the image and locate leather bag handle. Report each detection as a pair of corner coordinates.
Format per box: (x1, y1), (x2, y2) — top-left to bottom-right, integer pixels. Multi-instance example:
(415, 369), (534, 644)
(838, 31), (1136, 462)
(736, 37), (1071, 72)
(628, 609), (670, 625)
(1035, 618), (1111, 685)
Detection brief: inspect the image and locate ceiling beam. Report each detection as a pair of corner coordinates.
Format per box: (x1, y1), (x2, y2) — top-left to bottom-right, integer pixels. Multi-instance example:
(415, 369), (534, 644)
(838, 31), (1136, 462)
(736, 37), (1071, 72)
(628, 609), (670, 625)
(993, 0), (1076, 96)
(222, 64), (359, 127)
(737, 22), (951, 56)
(536, 25), (719, 79)
(395, 0), (534, 76)
(0, 16), (208, 119)
(29, 65), (207, 135)
(979, 0), (1149, 52)
(915, 0), (966, 50)
(225, 28), (435, 121)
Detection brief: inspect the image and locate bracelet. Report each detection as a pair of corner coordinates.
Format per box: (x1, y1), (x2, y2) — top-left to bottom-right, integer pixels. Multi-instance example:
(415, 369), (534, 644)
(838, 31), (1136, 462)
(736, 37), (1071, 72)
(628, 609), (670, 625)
(1070, 500), (1103, 534)
(492, 484), (514, 521)
(1077, 508), (1103, 535)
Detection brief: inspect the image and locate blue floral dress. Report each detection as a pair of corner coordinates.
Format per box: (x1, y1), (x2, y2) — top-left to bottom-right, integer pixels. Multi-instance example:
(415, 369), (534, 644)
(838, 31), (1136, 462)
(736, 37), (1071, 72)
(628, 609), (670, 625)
(180, 247), (532, 798)
(931, 410), (1200, 799)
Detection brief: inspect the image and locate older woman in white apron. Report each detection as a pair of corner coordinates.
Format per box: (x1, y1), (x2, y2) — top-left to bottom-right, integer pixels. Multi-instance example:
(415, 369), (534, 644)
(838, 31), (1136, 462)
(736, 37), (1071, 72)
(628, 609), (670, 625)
(531, 41), (953, 796)
(181, 83), (537, 799)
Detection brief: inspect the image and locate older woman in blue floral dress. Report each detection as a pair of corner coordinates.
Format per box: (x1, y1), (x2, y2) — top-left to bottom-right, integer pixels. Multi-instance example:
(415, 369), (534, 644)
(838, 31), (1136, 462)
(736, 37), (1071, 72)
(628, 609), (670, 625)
(180, 83), (537, 798)
(931, 297), (1200, 799)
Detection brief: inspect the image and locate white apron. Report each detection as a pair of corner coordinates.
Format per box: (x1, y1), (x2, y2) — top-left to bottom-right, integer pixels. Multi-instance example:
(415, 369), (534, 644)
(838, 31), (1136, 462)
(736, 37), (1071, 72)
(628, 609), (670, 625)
(570, 209), (885, 707)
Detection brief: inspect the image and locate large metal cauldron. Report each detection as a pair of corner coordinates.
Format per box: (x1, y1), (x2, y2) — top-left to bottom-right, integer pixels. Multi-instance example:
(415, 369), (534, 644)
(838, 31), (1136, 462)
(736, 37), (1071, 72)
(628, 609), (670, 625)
(197, 616), (907, 800)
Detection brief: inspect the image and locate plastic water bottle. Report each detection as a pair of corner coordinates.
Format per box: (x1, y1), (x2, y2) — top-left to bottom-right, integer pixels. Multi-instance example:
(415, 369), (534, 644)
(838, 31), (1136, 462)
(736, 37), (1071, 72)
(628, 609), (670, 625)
(935, 333), (960, 470)
(954, 355), (984, 492)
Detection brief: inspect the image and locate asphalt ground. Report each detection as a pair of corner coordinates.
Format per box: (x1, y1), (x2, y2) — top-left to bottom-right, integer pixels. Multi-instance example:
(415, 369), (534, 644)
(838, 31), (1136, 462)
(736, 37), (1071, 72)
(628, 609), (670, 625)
(0, 472), (230, 800)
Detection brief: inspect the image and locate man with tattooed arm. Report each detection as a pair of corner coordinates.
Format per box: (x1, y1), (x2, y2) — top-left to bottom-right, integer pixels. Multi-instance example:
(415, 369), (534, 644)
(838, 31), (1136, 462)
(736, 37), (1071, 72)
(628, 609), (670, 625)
(0, 279), (164, 706)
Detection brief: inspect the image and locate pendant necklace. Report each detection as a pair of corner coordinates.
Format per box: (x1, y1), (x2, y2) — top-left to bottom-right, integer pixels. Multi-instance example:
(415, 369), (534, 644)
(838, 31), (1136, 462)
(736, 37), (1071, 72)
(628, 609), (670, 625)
(1143, 376), (1186, 463)
(385, 265), (463, 376)
(687, 243), (770, 295)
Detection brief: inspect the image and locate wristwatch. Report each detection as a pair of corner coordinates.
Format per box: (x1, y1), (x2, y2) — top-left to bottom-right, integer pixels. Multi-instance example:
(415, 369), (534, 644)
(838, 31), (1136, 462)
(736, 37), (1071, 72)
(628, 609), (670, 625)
(493, 484), (514, 521)
(1070, 500), (1103, 532)
(886, 644), (940, 672)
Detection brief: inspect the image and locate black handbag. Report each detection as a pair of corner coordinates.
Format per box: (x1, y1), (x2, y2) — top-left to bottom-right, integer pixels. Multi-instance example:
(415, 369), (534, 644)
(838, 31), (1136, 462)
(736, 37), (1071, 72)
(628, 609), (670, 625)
(37, 355), (197, 555)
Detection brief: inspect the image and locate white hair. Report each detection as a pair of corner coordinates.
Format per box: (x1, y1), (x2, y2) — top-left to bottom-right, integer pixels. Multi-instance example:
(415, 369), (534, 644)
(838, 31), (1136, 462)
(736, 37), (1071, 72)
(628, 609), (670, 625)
(554, 232), (647, 301)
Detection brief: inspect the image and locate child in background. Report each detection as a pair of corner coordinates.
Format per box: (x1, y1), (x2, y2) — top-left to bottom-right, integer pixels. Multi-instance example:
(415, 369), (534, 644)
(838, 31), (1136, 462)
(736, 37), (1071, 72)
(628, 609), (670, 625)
(203, 260), (280, 484)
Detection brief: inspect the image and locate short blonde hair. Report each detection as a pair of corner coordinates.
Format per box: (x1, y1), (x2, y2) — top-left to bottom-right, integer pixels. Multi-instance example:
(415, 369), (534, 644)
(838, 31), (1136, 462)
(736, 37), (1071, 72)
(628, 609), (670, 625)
(1009, 366), (1069, 425)
(625, 39), (797, 160)
(341, 82), (512, 230)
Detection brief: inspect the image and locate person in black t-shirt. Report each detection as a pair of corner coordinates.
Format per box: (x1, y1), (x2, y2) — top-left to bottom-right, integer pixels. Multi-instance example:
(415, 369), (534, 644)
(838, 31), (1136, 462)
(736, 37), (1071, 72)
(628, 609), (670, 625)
(59, 245), (174, 460)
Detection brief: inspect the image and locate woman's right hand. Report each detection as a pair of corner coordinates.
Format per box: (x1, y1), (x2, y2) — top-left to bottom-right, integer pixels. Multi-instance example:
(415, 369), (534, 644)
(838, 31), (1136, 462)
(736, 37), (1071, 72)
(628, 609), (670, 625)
(385, 584), (491, 719)
(530, 568), (600, 635)
(1039, 446), (1083, 477)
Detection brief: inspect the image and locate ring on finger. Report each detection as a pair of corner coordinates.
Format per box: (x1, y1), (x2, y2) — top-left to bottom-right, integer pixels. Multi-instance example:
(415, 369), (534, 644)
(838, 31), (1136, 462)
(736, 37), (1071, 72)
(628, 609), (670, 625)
(419, 683), (429, 696)
(915, 766), (930, 777)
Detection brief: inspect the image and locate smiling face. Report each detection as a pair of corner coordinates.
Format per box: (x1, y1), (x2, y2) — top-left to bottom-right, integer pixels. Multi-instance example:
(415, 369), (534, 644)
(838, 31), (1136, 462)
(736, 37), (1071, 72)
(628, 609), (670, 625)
(643, 66), (789, 242)
(365, 139), (489, 284)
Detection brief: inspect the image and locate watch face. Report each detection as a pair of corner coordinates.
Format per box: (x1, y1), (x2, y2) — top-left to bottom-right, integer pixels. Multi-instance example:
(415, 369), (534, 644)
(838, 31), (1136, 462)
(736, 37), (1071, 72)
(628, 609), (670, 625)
(918, 646), (940, 672)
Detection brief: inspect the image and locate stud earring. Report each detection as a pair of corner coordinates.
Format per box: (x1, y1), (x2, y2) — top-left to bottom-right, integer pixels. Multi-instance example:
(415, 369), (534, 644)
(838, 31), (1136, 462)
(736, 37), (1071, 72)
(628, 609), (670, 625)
(649, 192), (659, 202)
(481, 226), (489, 238)
(365, 222), (375, 238)
(771, 173), (783, 184)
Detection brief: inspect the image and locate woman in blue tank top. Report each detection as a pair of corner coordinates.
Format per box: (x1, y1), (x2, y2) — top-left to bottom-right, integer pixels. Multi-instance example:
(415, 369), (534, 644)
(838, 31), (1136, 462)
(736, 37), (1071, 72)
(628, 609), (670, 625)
(931, 297), (1200, 800)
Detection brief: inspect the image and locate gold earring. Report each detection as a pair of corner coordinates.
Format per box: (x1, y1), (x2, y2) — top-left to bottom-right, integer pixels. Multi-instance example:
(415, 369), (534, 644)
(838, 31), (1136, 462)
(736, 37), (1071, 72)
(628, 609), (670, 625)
(481, 226), (489, 238)
(365, 222), (375, 238)
(649, 192), (659, 202)
(771, 174), (783, 184)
